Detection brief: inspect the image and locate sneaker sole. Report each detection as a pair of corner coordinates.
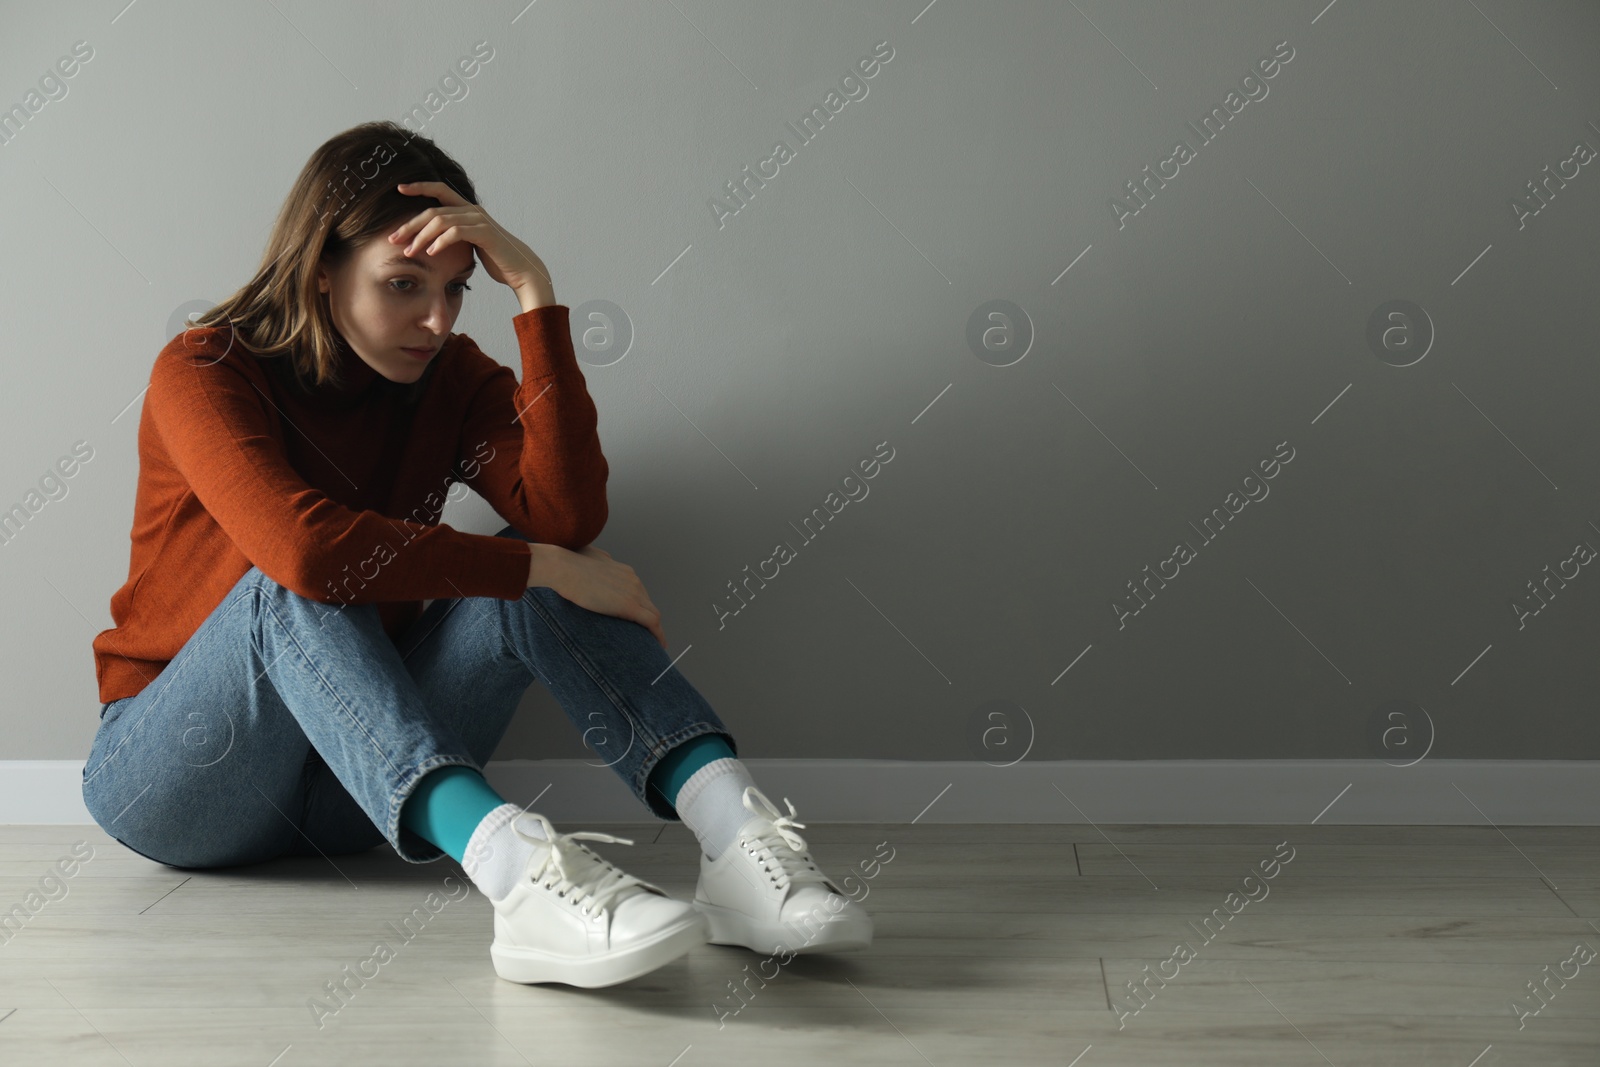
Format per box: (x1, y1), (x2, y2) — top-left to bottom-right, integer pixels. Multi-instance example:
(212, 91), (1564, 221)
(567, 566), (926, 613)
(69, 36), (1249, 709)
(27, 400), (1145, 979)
(491, 912), (708, 988)
(692, 899), (872, 955)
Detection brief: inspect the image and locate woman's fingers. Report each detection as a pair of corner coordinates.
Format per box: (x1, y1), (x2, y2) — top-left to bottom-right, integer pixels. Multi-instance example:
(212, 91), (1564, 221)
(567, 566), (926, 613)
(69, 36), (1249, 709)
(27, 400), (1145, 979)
(397, 211), (477, 256)
(392, 182), (547, 296)
(396, 180), (470, 206)
(410, 221), (464, 258)
(388, 208), (437, 248)
(387, 200), (453, 246)
(389, 181), (480, 251)
(643, 612), (666, 649)
(636, 589), (666, 649)
(387, 213), (443, 251)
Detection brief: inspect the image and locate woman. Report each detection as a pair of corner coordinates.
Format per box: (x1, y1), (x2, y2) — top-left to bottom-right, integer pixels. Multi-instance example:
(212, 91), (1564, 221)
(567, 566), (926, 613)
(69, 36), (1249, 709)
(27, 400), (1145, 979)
(83, 120), (871, 989)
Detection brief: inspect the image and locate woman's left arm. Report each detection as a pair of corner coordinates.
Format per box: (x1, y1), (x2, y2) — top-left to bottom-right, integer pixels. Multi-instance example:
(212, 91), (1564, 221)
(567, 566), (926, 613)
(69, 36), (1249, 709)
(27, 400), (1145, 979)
(451, 309), (610, 549)
(391, 182), (608, 548)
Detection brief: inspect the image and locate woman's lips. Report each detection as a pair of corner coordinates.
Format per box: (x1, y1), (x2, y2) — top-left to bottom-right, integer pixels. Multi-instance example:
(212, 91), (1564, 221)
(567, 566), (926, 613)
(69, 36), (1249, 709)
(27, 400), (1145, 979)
(400, 346), (435, 361)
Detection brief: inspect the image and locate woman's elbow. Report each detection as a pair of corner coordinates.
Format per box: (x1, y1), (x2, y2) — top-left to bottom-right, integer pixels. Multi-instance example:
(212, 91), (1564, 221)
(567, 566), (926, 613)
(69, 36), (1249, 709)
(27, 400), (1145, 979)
(555, 502), (608, 550)
(584, 499), (609, 544)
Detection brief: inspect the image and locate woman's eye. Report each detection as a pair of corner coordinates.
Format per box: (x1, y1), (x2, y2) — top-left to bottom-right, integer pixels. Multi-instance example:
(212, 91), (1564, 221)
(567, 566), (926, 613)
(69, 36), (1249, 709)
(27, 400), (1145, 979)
(388, 280), (471, 294)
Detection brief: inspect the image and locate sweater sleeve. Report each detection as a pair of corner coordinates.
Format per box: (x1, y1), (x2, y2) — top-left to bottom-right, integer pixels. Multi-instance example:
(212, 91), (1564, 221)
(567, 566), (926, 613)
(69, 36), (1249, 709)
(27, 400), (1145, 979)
(451, 305), (610, 549)
(146, 342), (533, 605)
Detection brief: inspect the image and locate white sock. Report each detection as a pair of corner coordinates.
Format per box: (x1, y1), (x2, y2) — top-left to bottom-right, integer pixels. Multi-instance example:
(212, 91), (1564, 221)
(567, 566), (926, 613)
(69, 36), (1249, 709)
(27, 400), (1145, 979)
(460, 803), (550, 902)
(675, 758), (758, 861)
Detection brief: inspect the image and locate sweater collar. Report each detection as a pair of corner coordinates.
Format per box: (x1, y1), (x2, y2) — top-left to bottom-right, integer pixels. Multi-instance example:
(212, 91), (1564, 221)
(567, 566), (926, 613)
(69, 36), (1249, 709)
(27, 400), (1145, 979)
(279, 336), (386, 409)
(273, 334), (440, 410)
(327, 336), (382, 398)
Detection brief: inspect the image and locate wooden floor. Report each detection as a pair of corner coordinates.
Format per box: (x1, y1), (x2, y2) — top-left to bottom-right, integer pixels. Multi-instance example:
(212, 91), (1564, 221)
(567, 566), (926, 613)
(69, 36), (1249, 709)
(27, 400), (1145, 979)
(2, 821), (1598, 1065)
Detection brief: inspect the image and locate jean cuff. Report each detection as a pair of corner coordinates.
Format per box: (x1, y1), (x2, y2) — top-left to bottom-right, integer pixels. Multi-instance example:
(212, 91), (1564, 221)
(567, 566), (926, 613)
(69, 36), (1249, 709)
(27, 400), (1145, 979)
(389, 753), (485, 864)
(636, 724), (740, 822)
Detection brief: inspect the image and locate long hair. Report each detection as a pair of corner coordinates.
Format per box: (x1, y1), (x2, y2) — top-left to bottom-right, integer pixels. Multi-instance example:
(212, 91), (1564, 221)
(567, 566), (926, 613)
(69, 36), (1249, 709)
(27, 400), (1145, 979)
(184, 121), (479, 394)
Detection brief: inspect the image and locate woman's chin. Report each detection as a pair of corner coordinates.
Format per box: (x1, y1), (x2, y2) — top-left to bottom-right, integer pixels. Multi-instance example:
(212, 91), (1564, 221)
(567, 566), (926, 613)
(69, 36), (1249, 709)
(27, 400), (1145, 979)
(379, 360), (427, 384)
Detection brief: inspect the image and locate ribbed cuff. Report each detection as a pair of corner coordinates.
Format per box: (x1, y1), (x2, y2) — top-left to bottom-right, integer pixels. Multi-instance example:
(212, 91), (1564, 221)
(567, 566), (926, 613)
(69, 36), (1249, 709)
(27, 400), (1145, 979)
(462, 802), (525, 876)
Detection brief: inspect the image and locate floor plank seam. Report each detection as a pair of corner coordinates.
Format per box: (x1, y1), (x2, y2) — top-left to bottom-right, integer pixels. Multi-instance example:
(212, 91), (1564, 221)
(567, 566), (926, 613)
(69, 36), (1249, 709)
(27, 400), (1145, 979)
(137, 875), (191, 915)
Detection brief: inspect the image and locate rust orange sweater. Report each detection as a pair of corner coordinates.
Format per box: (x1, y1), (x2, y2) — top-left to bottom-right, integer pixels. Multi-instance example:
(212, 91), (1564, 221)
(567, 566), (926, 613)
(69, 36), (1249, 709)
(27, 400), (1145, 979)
(92, 304), (608, 705)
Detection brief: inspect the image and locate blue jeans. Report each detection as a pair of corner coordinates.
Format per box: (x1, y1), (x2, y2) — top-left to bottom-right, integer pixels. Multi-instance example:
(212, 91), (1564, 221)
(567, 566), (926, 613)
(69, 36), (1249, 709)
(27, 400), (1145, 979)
(82, 524), (737, 869)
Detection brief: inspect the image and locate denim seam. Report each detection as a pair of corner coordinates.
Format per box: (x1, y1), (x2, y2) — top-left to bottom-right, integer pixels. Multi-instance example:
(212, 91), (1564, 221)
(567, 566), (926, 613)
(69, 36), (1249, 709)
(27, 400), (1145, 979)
(256, 592), (408, 785)
(516, 587), (659, 761)
(395, 595), (473, 666)
(515, 590), (739, 817)
(488, 597), (523, 679)
(255, 585), (461, 859)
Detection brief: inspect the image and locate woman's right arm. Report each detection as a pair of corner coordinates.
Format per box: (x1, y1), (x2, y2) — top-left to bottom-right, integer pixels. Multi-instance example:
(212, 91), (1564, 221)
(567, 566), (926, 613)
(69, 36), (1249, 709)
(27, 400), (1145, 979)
(146, 340), (531, 604)
(527, 542), (666, 650)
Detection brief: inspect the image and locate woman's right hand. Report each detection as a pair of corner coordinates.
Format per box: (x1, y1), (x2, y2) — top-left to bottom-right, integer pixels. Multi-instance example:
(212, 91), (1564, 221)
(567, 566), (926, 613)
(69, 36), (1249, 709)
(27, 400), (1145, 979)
(530, 543), (667, 650)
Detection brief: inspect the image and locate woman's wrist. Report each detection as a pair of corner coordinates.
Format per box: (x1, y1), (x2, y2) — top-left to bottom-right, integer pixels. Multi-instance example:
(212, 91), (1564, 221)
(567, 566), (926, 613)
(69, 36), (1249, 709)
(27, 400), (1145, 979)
(526, 541), (565, 590)
(514, 279), (557, 315)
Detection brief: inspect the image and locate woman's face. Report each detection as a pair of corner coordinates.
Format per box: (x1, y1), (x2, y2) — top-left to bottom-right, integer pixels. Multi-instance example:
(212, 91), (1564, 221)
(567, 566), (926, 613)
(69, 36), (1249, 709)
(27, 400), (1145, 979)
(316, 230), (476, 383)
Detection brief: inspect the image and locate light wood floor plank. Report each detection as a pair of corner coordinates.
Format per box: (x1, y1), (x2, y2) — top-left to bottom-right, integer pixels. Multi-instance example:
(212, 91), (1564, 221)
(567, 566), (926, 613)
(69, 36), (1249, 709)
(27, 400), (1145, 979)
(6, 823), (1600, 1064)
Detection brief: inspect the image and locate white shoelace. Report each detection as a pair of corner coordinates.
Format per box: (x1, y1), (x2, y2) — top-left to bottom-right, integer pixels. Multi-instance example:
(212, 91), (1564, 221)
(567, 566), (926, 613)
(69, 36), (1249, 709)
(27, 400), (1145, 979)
(512, 812), (651, 919)
(737, 787), (833, 893)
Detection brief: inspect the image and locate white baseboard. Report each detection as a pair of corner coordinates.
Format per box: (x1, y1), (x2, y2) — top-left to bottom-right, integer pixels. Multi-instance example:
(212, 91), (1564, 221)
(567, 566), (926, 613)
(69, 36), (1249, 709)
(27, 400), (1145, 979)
(5, 759), (1600, 825)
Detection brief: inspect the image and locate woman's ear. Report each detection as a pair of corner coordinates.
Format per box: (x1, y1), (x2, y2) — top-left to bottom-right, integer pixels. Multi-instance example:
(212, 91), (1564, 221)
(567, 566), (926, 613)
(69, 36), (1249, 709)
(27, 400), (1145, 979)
(315, 258), (334, 294)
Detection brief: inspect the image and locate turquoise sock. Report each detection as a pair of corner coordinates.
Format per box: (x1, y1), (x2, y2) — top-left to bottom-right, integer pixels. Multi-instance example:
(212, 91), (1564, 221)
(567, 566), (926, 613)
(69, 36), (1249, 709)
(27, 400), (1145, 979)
(400, 765), (508, 862)
(647, 733), (736, 811)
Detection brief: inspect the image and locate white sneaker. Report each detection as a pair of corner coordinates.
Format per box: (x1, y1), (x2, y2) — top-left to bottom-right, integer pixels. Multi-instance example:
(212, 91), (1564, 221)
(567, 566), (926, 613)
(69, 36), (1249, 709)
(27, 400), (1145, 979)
(489, 812), (707, 988)
(692, 786), (873, 955)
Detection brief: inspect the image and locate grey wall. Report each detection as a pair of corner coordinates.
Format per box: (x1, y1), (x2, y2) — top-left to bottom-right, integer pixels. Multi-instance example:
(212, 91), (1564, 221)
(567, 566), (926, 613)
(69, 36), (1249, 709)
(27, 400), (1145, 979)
(4, 1), (1598, 764)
